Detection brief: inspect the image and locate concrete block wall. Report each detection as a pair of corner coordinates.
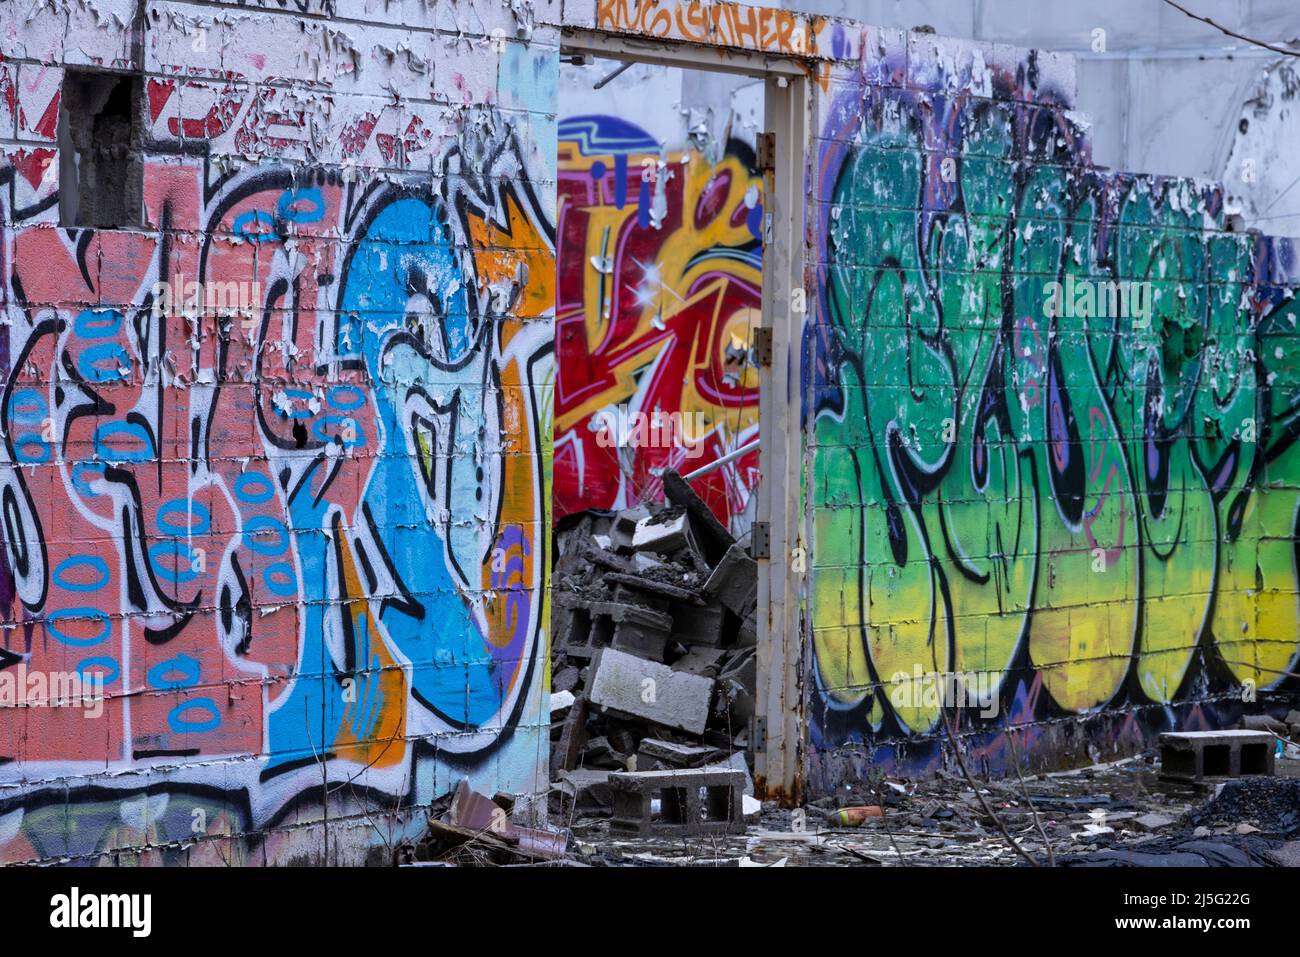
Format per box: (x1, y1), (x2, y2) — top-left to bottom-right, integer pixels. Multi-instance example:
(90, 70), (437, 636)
(806, 25), (1300, 787)
(0, 0), (558, 865)
(1, 0), (1296, 859)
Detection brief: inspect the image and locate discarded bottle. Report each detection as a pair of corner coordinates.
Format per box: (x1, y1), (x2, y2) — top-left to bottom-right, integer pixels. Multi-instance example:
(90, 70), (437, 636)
(833, 805), (884, 826)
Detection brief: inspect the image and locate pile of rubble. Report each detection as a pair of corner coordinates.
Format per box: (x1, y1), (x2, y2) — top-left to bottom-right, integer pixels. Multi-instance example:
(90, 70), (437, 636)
(547, 469), (759, 829)
(397, 781), (570, 867)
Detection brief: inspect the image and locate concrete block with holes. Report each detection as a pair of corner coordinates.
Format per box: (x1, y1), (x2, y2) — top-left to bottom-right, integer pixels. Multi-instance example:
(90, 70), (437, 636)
(607, 768), (746, 836)
(1158, 730), (1275, 782)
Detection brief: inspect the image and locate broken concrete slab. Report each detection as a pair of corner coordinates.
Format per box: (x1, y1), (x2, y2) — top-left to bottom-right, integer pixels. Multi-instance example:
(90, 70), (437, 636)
(553, 768), (615, 814)
(587, 600), (673, 631)
(632, 511), (690, 555)
(633, 553), (665, 573)
(551, 694), (589, 773)
(589, 647), (714, 735)
(613, 506), (650, 547)
(580, 736), (628, 770)
(611, 581), (670, 612)
(1241, 714), (1290, 734)
(588, 600), (673, 659)
(580, 543), (636, 574)
(704, 542), (758, 616)
(550, 690), (576, 717)
(552, 665), (581, 695)
(662, 468), (735, 566)
(603, 571), (706, 605)
(637, 738), (726, 769)
(1133, 812), (1178, 831)
(671, 601), (727, 646)
(704, 751), (754, 797)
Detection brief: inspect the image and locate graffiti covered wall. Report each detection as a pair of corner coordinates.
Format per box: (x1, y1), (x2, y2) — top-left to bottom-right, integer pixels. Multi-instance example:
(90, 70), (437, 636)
(555, 115), (763, 533)
(808, 30), (1300, 786)
(0, 0), (556, 864)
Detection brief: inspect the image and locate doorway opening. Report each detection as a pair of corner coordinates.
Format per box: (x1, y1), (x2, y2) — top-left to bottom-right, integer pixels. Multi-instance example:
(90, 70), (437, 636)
(550, 28), (807, 805)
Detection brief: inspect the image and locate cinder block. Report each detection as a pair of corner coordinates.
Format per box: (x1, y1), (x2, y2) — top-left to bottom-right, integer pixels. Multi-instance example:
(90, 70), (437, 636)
(632, 512), (690, 555)
(607, 768), (746, 836)
(671, 601), (726, 646)
(703, 542), (758, 616)
(1159, 730), (1275, 782)
(589, 601), (672, 659)
(589, 648), (714, 734)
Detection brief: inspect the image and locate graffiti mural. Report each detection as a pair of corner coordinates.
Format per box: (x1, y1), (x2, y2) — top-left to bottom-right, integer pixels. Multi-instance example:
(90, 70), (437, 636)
(0, 108), (554, 862)
(808, 37), (1300, 784)
(556, 115), (762, 532)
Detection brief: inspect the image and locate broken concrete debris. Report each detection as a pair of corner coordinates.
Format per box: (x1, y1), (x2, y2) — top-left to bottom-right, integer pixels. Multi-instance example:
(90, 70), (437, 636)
(590, 648), (715, 735)
(549, 471), (757, 835)
(400, 779), (568, 866)
(704, 543), (758, 617)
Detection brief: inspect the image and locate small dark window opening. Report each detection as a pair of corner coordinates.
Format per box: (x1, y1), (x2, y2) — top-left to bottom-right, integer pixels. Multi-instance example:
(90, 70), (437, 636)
(57, 69), (144, 228)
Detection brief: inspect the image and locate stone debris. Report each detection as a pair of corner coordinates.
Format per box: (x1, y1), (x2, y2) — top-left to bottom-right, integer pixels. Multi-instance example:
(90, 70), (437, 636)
(399, 746), (1300, 866)
(399, 779), (569, 866)
(589, 649), (714, 734)
(1186, 777), (1300, 836)
(548, 471), (758, 835)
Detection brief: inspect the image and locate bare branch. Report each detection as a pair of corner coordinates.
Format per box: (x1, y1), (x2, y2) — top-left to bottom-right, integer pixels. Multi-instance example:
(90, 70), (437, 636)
(1161, 0), (1298, 58)
(941, 710), (1042, 867)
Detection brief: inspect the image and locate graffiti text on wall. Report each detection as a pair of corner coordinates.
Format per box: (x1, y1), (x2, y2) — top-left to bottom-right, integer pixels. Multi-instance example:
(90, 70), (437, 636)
(809, 48), (1300, 777)
(555, 114), (762, 532)
(0, 113), (554, 861)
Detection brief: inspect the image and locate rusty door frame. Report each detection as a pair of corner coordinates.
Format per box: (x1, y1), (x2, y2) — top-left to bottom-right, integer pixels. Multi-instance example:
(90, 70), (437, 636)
(558, 26), (810, 804)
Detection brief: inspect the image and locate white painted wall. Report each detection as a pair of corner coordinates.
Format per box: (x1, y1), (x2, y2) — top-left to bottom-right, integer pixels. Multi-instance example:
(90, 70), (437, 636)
(561, 0), (1300, 235)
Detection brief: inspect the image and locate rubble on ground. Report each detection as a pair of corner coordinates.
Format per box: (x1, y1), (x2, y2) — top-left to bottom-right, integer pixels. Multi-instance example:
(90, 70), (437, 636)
(397, 471), (1300, 866)
(1186, 777), (1300, 837)
(398, 744), (1300, 866)
(396, 781), (570, 866)
(548, 469), (758, 832)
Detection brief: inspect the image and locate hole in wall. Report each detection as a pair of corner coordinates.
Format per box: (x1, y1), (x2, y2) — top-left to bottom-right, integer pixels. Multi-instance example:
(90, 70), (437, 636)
(57, 68), (144, 229)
